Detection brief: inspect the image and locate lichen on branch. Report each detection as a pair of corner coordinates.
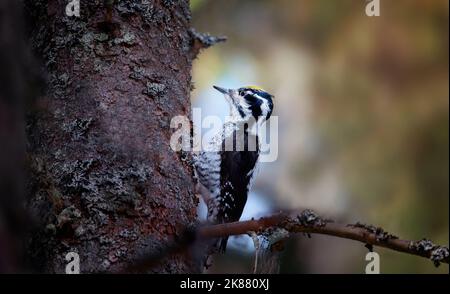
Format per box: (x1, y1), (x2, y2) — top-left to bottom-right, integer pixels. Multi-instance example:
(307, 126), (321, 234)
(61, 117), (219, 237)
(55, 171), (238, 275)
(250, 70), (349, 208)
(199, 209), (449, 267)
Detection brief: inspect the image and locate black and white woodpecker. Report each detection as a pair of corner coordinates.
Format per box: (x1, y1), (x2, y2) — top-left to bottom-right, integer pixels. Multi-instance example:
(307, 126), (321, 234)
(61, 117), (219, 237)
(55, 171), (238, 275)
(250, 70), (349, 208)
(194, 85), (274, 252)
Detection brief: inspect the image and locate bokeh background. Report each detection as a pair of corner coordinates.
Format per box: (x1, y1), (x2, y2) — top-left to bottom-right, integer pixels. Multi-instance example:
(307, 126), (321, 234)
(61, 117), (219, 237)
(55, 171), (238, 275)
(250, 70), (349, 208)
(190, 0), (449, 273)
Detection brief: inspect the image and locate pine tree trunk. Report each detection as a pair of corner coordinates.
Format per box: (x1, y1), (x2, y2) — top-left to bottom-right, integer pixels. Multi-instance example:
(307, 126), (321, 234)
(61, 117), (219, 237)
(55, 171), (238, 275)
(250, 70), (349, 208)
(24, 0), (200, 273)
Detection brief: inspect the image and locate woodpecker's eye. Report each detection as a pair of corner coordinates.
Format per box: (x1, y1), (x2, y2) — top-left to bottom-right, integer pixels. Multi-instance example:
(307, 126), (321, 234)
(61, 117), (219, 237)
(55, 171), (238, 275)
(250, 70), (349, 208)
(238, 88), (251, 97)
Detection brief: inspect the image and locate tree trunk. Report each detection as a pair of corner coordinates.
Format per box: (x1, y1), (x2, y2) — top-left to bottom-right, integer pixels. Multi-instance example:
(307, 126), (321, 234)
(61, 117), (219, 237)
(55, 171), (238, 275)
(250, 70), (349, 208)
(24, 0), (201, 273)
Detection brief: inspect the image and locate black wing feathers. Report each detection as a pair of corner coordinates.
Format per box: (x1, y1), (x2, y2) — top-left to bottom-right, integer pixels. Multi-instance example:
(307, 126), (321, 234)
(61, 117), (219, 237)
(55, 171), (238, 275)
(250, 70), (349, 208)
(216, 130), (259, 252)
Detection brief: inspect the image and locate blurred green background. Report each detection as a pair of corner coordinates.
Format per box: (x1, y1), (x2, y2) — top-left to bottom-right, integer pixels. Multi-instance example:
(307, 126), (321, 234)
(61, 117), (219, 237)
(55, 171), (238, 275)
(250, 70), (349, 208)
(190, 0), (449, 273)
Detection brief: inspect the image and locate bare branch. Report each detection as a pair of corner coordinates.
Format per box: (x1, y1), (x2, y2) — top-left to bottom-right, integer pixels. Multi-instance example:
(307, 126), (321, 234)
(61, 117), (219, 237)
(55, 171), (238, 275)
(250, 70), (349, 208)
(120, 209), (448, 273)
(198, 209), (449, 266)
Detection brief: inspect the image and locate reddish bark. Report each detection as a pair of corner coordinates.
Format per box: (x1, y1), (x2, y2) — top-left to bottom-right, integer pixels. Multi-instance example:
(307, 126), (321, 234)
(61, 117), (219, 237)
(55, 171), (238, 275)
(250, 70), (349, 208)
(24, 0), (203, 273)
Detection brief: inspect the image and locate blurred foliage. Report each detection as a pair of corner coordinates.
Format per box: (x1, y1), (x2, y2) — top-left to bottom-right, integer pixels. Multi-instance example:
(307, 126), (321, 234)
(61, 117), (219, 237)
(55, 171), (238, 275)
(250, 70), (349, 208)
(192, 0), (449, 273)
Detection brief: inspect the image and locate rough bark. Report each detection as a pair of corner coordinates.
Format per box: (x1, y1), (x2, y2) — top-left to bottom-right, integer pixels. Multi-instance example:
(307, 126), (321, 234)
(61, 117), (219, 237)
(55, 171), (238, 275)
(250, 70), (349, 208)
(24, 0), (201, 273)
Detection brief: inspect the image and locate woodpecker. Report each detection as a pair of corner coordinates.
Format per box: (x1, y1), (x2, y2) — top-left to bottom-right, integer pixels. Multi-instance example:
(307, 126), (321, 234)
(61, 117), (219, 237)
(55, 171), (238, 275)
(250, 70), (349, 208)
(194, 85), (274, 252)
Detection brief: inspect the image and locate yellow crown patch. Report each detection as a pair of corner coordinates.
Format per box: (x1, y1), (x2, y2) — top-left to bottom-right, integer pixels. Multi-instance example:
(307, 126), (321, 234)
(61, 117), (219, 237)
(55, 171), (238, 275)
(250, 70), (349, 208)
(246, 85), (265, 92)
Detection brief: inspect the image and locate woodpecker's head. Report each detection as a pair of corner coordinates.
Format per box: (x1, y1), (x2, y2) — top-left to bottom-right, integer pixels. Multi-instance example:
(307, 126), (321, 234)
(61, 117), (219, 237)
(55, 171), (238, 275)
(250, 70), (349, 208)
(213, 85), (274, 124)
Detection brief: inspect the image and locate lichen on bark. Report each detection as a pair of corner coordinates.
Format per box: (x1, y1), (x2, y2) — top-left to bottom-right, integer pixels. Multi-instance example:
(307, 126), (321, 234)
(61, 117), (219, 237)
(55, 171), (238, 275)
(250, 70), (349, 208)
(24, 0), (202, 273)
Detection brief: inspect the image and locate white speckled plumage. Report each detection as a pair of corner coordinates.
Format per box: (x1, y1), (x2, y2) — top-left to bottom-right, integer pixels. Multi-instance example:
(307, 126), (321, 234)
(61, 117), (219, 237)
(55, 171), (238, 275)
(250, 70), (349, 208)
(194, 85), (274, 252)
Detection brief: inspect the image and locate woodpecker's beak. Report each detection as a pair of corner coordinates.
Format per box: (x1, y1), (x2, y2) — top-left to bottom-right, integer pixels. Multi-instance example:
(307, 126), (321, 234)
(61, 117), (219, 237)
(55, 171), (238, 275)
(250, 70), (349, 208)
(213, 85), (230, 95)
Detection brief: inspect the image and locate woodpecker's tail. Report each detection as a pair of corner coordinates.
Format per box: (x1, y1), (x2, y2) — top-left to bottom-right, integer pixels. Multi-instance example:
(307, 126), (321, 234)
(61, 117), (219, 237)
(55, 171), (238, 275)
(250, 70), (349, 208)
(218, 237), (229, 253)
(208, 236), (229, 254)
